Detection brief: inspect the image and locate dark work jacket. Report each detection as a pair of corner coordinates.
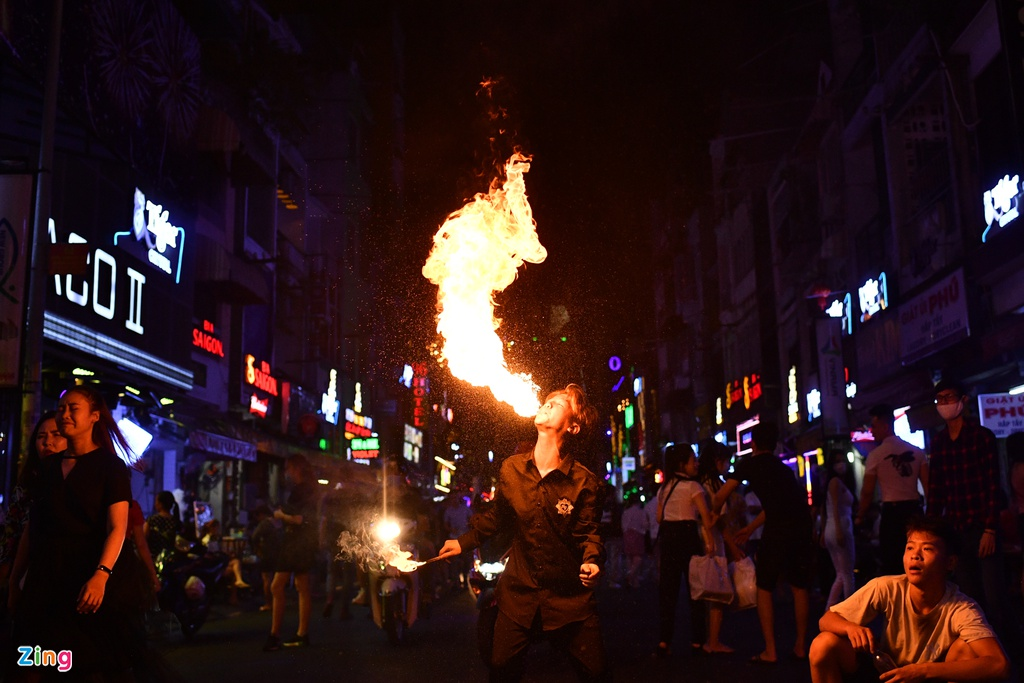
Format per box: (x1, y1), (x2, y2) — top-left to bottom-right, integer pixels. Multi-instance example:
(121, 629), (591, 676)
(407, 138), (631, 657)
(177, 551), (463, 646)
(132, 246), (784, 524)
(458, 450), (605, 630)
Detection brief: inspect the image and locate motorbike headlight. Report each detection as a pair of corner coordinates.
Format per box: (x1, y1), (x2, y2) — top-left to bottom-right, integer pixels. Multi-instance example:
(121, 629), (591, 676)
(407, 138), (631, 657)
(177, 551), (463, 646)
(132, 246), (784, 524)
(374, 518), (401, 543)
(478, 561), (506, 576)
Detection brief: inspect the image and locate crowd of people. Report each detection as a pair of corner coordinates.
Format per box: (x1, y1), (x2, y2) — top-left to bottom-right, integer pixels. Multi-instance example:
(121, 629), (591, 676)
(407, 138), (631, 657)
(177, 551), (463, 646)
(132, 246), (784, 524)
(2, 379), (1023, 682)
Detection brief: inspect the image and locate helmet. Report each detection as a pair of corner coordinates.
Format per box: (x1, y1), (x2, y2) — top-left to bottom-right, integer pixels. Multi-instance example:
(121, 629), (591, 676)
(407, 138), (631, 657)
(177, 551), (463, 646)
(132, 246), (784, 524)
(184, 575), (206, 601)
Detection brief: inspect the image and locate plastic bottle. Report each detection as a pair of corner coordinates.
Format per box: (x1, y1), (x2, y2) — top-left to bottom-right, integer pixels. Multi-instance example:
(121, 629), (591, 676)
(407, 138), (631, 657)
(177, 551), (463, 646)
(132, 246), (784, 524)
(871, 651), (897, 673)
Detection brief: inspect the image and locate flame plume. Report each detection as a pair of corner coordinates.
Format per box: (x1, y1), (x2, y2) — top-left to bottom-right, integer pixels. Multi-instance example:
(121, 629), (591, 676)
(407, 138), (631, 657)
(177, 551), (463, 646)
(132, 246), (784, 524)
(422, 153), (546, 417)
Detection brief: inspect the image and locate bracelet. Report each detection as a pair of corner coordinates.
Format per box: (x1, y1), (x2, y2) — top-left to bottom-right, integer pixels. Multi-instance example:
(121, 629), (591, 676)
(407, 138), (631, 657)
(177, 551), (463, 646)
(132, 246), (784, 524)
(96, 564), (113, 576)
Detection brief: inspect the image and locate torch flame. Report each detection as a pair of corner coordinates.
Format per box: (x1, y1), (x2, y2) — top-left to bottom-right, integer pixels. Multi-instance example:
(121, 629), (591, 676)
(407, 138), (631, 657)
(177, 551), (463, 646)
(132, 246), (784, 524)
(423, 153), (546, 416)
(386, 548), (424, 573)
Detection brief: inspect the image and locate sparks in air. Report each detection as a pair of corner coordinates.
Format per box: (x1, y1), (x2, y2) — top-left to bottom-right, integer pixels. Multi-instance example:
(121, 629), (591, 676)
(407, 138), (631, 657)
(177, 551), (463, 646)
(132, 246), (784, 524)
(422, 152), (546, 417)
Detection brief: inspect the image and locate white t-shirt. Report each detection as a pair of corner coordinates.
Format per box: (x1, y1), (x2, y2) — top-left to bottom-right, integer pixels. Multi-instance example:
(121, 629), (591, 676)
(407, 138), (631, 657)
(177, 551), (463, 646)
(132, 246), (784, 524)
(830, 575), (996, 666)
(657, 478), (704, 522)
(621, 504), (648, 535)
(865, 435), (927, 503)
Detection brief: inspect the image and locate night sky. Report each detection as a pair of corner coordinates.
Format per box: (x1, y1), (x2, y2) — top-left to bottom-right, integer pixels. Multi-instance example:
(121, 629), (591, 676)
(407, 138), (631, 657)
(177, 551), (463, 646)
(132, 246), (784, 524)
(328, 0), (827, 435)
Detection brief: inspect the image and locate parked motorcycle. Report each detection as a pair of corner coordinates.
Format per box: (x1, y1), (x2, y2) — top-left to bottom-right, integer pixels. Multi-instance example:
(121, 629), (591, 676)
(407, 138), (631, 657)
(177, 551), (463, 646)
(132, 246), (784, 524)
(154, 536), (230, 639)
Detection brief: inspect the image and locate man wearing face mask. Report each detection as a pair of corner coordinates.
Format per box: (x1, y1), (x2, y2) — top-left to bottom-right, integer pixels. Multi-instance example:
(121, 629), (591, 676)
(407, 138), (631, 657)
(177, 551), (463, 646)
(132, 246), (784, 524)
(926, 379), (1007, 641)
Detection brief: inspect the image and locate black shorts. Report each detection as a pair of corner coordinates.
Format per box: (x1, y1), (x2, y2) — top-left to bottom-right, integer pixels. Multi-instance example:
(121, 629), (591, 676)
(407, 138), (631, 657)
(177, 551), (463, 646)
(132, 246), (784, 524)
(755, 533), (812, 590)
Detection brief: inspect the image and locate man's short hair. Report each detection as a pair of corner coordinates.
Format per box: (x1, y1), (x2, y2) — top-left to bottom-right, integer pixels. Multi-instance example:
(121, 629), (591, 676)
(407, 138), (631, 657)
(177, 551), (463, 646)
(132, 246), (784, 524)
(905, 515), (960, 556)
(933, 379), (966, 399)
(868, 404), (895, 428)
(546, 383), (597, 439)
(751, 422), (779, 453)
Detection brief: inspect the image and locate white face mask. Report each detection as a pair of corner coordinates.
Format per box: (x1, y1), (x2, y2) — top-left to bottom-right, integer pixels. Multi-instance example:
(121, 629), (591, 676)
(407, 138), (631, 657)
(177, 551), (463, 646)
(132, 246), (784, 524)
(936, 400), (963, 421)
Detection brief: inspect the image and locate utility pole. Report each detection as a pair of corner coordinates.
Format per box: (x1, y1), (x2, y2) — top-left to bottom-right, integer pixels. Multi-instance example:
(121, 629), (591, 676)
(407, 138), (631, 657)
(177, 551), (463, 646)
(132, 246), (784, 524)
(19, 0), (63, 452)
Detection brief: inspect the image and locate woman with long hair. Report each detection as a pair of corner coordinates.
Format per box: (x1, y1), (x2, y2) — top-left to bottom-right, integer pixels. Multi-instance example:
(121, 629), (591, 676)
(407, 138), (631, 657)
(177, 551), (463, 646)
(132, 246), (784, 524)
(654, 442), (718, 658)
(695, 443), (739, 654)
(264, 454), (318, 651)
(822, 449), (857, 607)
(0, 411), (66, 585)
(7, 386), (134, 681)
(145, 490), (182, 559)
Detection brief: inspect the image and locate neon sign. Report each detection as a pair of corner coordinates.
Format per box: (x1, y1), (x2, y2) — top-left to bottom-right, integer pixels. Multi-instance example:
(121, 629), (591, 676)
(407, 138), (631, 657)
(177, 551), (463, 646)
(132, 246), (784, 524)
(982, 174), (1021, 243)
(249, 393), (268, 418)
(825, 292), (853, 335)
(858, 273), (888, 323)
(411, 362), (429, 428)
(192, 320), (224, 358)
(806, 388), (821, 420)
(50, 222), (146, 335)
(112, 188), (186, 283)
(344, 407), (373, 438)
(244, 354), (278, 396)
(321, 369), (340, 425)
(788, 366), (800, 424)
(725, 374), (761, 410)
(351, 437), (380, 459)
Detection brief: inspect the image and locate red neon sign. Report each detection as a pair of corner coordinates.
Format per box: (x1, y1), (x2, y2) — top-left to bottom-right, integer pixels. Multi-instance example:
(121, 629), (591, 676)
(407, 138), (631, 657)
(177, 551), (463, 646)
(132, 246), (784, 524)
(411, 362), (429, 428)
(193, 320), (225, 358)
(249, 393), (269, 418)
(245, 354), (278, 396)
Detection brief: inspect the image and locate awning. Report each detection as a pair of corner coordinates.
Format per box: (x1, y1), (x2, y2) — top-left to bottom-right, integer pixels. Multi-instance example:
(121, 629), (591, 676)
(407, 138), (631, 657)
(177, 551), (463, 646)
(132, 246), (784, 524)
(188, 429), (257, 462)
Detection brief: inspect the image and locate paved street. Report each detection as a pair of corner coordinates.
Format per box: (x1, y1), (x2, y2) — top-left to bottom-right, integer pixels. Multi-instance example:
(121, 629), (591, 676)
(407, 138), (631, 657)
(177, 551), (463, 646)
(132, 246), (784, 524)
(153, 578), (819, 683)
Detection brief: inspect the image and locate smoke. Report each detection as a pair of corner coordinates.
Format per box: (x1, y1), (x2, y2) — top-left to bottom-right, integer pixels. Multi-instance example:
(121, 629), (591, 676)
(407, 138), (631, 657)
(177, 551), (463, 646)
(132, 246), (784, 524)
(335, 527), (395, 572)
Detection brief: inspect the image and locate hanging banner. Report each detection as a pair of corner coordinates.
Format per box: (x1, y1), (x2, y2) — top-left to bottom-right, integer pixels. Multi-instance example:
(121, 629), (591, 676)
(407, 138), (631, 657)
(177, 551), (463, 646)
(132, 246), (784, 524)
(0, 175), (34, 387)
(816, 317), (848, 434)
(898, 268), (970, 365)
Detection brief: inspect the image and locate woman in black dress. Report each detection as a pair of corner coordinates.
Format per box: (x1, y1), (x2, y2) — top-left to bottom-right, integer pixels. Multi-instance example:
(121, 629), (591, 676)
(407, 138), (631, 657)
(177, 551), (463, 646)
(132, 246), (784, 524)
(8, 386), (133, 681)
(263, 454), (318, 651)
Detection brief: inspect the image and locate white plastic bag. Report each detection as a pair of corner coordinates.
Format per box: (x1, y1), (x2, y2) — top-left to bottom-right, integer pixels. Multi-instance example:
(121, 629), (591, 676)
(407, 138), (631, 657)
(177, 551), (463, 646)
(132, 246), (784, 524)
(729, 557), (757, 610)
(688, 554), (734, 604)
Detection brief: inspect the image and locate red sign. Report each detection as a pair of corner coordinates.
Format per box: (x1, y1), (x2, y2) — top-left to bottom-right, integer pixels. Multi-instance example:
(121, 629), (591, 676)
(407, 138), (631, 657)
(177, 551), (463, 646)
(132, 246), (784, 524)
(245, 354), (278, 396)
(412, 362), (429, 428)
(249, 393), (269, 418)
(193, 320), (225, 358)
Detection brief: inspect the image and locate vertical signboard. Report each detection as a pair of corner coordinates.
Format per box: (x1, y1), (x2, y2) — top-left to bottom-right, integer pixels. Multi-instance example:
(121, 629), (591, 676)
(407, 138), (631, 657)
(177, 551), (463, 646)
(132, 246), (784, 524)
(0, 175), (33, 387)
(816, 317), (848, 434)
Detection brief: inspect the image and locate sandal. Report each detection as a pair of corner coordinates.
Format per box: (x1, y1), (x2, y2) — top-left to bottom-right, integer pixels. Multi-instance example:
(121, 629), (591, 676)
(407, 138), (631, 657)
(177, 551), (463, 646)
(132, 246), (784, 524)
(749, 653), (778, 665)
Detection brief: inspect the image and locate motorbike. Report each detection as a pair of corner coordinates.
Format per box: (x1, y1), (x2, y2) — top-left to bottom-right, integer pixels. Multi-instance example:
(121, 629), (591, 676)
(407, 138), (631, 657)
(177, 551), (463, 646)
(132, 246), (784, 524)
(467, 543), (509, 663)
(367, 517), (422, 645)
(153, 536), (230, 639)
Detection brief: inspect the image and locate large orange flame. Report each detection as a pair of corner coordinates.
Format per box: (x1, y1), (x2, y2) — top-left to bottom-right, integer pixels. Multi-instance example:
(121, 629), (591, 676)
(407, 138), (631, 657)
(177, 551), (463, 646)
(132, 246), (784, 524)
(423, 153), (546, 417)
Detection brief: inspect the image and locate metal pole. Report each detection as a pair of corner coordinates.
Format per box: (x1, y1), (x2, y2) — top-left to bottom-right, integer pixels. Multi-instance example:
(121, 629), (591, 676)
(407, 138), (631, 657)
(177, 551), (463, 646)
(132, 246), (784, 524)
(19, 0), (63, 453)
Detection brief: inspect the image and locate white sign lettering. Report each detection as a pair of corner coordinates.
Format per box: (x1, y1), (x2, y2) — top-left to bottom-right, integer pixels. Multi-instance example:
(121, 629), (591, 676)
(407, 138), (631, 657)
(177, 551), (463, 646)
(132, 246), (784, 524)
(982, 174), (1021, 242)
(50, 224), (146, 335)
(858, 273), (887, 323)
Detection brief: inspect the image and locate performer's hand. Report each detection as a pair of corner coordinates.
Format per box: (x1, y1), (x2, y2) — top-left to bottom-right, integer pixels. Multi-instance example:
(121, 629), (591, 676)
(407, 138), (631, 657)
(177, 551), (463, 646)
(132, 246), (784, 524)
(438, 539), (462, 559)
(579, 563), (600, 588)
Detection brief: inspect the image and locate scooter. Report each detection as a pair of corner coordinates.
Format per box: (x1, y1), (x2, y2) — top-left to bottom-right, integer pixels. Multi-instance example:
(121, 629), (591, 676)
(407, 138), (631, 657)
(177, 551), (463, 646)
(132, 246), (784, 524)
(467, 542), (509, 663)
(154, 536), (230, 639)
(367, 517), (421, 645)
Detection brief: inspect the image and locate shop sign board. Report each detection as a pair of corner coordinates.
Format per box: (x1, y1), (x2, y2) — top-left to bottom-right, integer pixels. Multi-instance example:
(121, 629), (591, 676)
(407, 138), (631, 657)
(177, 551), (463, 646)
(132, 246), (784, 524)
(978, 393), (1024, 438)
(898, 268), (970, 365)
(0, 175), (32, 388)
(189, 429), (257, 462)
(46, 179), (194, 390)
(816, 317), (848, 433)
